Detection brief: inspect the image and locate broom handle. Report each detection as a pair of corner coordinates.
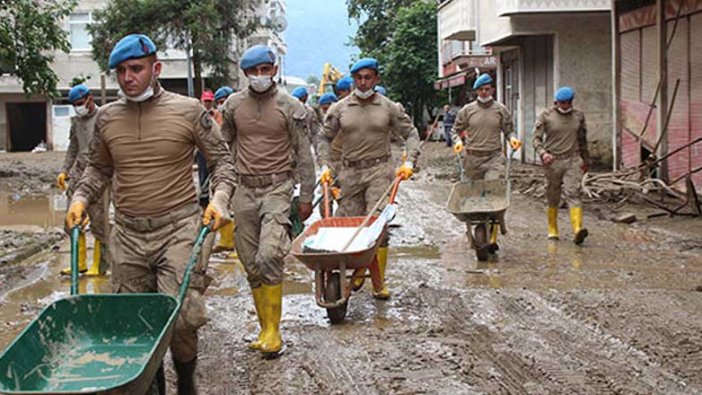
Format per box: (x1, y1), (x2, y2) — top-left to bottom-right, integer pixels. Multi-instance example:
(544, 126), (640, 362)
(341, 176), (402, 252)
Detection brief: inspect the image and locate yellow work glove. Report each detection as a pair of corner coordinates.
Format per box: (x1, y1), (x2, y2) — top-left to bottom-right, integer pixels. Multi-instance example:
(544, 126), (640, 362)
(509, 137), (523, 151)
(396, 161), (414, 180)
(330, 187), (341, 200)
(65, 201), (87, 230)
(453, 141), (464, 155)
(56, 172), (68, 191)
(203, 191), (230, 231)
(320, 165), (333, 185)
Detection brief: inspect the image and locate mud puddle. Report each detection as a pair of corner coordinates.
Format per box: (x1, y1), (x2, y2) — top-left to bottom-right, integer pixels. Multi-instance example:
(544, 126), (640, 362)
(0, 191), (66, 229)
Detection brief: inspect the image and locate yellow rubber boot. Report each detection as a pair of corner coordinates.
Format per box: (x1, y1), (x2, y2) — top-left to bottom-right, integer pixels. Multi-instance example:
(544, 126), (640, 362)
(248, 287), (265, 351)
(259, 283), (283, 355)
(61, 232), (87, 275)
(372, 247), (390, 300)
(570, 207), (589, 245)
(547, 207), (560, 240)
(86, 239), (105, 276)
(487, 224), (499, 253)
(213, 221), (235, 253)
(351, 268), (366, 291)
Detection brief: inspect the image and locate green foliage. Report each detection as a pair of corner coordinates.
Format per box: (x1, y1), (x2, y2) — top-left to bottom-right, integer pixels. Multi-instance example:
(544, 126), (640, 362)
(0, 0), (77, 98)
(89, 0), (257, 92)
(306, 74), (321, 86)
(347, 0), (439, 127)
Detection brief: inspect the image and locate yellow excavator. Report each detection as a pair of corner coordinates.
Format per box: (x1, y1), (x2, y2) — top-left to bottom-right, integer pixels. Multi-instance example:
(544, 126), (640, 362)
(318, 63), (345, 96)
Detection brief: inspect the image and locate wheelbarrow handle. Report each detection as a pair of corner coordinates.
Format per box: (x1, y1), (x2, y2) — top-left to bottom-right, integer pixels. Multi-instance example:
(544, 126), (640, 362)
(322, 181), (331, 219)
(70, 226), (81, 296)
(177, 226), (211, 305)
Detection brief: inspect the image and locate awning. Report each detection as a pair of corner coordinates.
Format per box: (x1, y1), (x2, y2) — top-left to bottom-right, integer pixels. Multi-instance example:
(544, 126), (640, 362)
(434, 71), (469, 91)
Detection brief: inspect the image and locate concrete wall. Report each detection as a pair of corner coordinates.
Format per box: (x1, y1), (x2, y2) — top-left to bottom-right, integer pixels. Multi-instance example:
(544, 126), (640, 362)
(477, 0), (515, 45)
(509, 13), (613, 165)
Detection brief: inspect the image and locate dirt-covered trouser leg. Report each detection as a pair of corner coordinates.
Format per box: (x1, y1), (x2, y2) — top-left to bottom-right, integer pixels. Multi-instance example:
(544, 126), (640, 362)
(232, 179), (294, 288)
(337, 162), (394, 292)
(110, 206), (210, 364)
(544, 156), (584, 209)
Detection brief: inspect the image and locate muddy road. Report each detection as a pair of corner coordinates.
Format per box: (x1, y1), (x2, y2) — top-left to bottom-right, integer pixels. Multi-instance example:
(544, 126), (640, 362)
(1, 146), (701, 394)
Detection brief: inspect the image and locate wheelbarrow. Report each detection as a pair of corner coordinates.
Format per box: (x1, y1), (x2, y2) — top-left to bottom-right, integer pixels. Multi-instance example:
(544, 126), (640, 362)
(447, 150), (514, 261)
(0, 225), (211, 394)
(291, 176), (402, 324)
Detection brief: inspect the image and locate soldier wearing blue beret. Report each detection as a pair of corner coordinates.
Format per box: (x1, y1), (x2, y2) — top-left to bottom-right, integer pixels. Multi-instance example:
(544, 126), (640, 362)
(318, 57), (421, 300)
(450, 73), (523, 256)
(66, 33), (236, 394)
(335, 76), (354, 99)
(533, 86), (590, 245)
(57, 84), (110, 278)
(220, 45), (315, 358)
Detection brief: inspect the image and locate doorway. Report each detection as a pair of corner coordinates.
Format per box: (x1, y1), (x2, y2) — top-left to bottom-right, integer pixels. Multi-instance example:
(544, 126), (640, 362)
(6, 102), (47, 152)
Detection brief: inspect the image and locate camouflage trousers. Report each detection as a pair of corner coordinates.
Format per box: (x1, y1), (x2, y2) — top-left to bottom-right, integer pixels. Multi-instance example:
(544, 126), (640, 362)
(110, 203), (213, 362)
(232, 178), (293, 288)
(463, 152), (505, 181)
(544, 155), (584, 208)
(336, 161), (394, 247)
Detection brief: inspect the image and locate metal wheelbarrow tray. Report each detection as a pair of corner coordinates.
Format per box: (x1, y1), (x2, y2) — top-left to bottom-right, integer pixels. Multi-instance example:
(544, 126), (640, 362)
(0, 227), (210, 394)
(290, 215), (386, 272)
(446, 178), (510, 225)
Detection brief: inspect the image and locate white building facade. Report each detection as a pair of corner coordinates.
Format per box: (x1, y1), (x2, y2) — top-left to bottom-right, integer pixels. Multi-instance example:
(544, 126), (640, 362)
(437, 0), (613, 165)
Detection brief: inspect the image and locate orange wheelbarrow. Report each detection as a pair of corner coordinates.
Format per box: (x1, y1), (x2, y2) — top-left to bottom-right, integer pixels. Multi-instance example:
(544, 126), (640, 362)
(291, 176), (402, 324)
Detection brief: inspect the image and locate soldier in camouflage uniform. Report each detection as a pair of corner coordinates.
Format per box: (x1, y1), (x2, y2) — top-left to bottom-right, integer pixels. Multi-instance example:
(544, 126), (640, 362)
(220, 45), (315, 357)
(65, 34), (235, 394)
(291, 86), (321, 153)
(533, 86), (589, 245)
(57, 84), (110, 276)
(451, 74), (522, 253)
(319, 58), (420, 300)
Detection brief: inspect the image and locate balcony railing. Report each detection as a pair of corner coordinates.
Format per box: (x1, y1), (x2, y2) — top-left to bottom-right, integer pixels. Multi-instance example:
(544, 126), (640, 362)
(497, 0), (610, 16)
(438, 0), (477, 41)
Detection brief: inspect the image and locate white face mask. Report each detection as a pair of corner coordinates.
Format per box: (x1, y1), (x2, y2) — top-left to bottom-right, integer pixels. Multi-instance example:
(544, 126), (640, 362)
(354, 88), (374, 100)
(74, 105), (89, 117)
(249, 75), (273, 93)
(557, 106), (573, 114)
(477, 95), (493, 104)
(118, 63), (158, 102)
(217, 104), (224, 112)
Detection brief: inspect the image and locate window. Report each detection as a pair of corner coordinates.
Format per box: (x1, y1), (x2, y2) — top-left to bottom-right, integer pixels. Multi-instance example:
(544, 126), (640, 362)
(69, 12), (92, 51)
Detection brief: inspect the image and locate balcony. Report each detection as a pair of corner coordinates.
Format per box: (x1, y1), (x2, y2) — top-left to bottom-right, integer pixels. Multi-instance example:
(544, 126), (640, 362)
(441, 46), (496, 77)
(497, 0), (610, 16)
(438, 0), (477, 41)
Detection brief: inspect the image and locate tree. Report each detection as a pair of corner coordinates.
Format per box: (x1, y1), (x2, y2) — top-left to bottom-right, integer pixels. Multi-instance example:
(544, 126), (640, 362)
(306, 75), (320, 87)
(89, 0), (257, 95)
(0, 0), (77, 97)
(383, 2), (438, 126)
(346, 0), (414, 61)
(347, 0), (439, 127)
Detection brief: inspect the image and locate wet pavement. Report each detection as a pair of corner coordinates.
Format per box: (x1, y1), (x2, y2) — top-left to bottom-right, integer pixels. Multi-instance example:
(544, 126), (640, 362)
(1, 146), (701, 394)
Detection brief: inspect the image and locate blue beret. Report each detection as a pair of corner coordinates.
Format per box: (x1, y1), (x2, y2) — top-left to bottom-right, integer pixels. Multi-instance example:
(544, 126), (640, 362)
(240, 45), (276, 70)
(336, 76), (353, 91)
(68, 84), (90, 103)
(319, 93), (338, 105)
(108, 34), (157, 69)
(291, 86), (308, 99)
(473, 73), (493, 90)
(350, 58), (379, 74)
(214, 86), (234, 101)
(555, 86), (575, 102)
(374, 86), (387, 96)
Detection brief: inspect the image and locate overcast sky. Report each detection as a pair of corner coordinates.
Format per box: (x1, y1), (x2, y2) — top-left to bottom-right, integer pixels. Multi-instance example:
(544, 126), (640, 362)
(283, 0), (359, 80)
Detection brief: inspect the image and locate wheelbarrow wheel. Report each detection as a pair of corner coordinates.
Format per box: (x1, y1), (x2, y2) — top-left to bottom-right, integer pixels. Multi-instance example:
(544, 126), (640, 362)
(325, 272), (347, 324)
(473, 224), (489, 262)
